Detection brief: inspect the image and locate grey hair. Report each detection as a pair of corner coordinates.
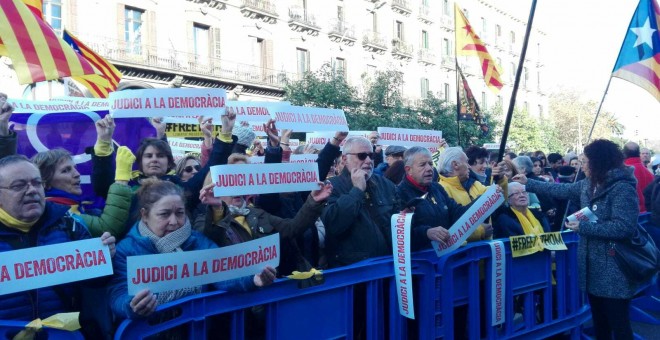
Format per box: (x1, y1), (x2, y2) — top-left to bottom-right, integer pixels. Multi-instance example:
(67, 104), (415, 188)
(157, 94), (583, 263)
(512, 156), (534, 174)
(403, 146), (432, 166)
(507, 181), (526, 195)
(342, 136), (372, 155)
(437, 147), (466, 176)
(0, 154), (33, 183)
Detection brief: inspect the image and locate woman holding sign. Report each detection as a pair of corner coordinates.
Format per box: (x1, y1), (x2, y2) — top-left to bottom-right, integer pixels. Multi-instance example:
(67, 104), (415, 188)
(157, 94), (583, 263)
(108, 179), (276, 320)
(513, 139), (638, 340)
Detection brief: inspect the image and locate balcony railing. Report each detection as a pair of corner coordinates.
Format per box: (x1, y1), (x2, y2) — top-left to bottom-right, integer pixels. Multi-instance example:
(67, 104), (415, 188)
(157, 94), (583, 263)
(441, 55), (455, 69)
(80, 35), (298, 88)
(185, 0), (227, 10)
(391, 39), (413, 59)
(440, 15), (453, 31)
(288, 5), (320, 35)
(328, 19), (356, 45)
(418, 4), (433, 24)
(391, 0), (412, 15)
(241, 0), (278, 24)
(418, 48), (436, 65)
(362, 30), (387, 52)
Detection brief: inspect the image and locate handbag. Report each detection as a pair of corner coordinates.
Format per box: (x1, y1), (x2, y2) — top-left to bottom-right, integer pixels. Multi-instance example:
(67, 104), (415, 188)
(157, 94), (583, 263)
(613, 224), (660, 282)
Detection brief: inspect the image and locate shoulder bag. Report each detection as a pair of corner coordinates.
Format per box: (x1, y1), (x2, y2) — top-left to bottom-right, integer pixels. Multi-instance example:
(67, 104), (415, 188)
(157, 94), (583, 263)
(613, 223), (660, 282)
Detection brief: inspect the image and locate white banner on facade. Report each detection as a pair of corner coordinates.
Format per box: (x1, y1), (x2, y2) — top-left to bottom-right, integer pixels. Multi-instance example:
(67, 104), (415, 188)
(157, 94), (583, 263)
(272, 106), (348, 132)
(210, 162), (319, 196)
(0, 238), (112, 295)
(432, 185), (504, 257)
(391, 212), (415, 319)
(110, 88), (226, 118)
(377, 127), (443, 148)
(127, 234), (279, 295)
(490, 240), (506, 326)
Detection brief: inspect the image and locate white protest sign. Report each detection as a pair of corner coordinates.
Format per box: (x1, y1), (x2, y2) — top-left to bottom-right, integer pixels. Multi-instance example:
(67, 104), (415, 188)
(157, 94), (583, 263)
(433, 185), (504, 257)
(7, 98), (103, 114)
(566, 207), (598, 223)
(250, 122), (267, 137)
(168, 138), (203, 161)
(272, 106), (348, 132)
(490, 241), (505, 326)
(304, 131), (372, 149)
(0, 238), (112, 295)
(110, 88), (226, 118)
(391, 212), (415, 319)
(163, 101), (288, 125)
(483, 143), (500, 150)
(127, 234), (279, 295)
(210, 162), (320, 196)
(250, 156), (265, 164)
(377, 127), (443, 148)
(290, 154), (319, 163)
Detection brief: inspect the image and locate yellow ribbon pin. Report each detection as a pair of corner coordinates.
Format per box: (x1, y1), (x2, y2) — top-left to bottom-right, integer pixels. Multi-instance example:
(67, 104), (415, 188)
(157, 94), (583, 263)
(286, 268), (323, 280)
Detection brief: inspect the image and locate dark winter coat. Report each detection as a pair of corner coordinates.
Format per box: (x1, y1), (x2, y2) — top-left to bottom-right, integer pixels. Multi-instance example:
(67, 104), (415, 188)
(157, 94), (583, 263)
(525, 167), (640, 298)
(494, 207), (551, 238)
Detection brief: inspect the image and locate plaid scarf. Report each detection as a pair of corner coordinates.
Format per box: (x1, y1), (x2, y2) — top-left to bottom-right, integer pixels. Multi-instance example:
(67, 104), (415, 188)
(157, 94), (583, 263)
(138, 218), (192, 254)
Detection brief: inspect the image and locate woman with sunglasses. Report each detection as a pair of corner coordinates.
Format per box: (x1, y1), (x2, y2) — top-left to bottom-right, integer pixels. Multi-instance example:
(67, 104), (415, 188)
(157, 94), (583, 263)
(174, 155), (201, 182)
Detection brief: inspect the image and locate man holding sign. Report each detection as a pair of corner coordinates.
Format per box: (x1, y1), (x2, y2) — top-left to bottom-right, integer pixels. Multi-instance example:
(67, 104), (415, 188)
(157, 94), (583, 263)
(0, 155), (116, 322)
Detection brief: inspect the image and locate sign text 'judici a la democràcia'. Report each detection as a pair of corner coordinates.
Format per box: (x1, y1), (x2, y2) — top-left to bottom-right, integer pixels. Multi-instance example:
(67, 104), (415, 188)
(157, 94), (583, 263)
(272, 106), (348, 132)
(391, 212), (415, 319)
(377, 127), (443, 148)
(432, 185), (504, 257)
(109, 88), (226, 119)
(0, 238), (112, 295)
(127, 234), (280, 295)
(163, 101), (290, 125)
(210, 162), (320, 197)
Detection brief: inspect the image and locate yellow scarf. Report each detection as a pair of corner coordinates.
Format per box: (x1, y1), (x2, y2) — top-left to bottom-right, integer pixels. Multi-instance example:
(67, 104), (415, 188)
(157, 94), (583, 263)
(0, 207), (37, 233)
(510, 208), (544, 235)
(233, 216), (252, 236)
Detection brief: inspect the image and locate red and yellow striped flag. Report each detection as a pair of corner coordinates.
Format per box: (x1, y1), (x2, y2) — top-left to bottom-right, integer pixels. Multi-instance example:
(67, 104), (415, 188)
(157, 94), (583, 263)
(455, 3), (503, 94)
(22, 0), (41, 17)
(64, 29), (122, 98)
(0, 0), (107, 85)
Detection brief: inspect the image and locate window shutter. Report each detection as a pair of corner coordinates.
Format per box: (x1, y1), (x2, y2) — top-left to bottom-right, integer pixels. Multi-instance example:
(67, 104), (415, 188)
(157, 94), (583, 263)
(147, 10), (157, 54)
(213, 27), (221, 59)
(67, 0), (78, 33)
(117, 4), (125, 51)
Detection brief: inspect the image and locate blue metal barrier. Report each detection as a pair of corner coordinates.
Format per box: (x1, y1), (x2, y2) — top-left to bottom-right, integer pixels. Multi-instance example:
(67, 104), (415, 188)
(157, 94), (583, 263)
(113, 232), (592, 339)
(0, 320), (84, 340)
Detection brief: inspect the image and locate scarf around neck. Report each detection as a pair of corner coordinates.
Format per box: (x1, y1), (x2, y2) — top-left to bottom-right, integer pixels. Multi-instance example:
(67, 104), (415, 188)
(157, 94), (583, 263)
(0, 206), (37, 233)
(138, 218), (192, 253)
(510, 207), (544, 235)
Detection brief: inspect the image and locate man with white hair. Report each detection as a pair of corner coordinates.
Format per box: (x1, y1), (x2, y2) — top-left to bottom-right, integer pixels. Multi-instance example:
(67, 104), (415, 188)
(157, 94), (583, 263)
(437, 147), (501, 241)
(321, 136), (400, 268)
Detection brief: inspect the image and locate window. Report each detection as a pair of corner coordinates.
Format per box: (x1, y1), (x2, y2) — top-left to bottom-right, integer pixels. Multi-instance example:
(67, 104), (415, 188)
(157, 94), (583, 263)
(334, 57), (346, 78)
(296, 48), (310, 75)
(193, 24), (210, 64)
(421, 30), (429, 49)
(443, 0), (449, 15)
(537, 71), (541, 90)
(444, 83), (450, 102)
(421, 78), (430, 99)
(43, 0), (62, 36)
(497, 95), (503, 108)
(124, 6), (144, 54)
(443, 38), (450, 56)
(395, 21), (404, 40)
(464, 9), (469, 19)
(510, 62), (516, 81)
(523, 67), (529, 88)
(481, 17), (487, 39)
(367, 64), (377, 79)
(524, 101), (529, 113)
(249, 36), (265, 68)
(371, 12), (378, 32)
(337, 5), (344, 22)
(495, 24), (501, 41)
(481, 91), (487, 109)
(538, 104), (544, 118)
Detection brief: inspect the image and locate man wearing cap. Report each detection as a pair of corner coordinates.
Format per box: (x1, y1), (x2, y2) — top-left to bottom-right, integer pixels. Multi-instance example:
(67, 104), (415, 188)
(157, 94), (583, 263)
(374, 145), (406, 176)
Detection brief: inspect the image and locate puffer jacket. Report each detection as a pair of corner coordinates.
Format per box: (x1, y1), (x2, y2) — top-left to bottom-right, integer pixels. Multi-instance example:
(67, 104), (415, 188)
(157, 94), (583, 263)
(108, 222), (256, 320)
(525, 166), (640, 298)
(321, 170), (400, 268)
(0, 202), (92, 320)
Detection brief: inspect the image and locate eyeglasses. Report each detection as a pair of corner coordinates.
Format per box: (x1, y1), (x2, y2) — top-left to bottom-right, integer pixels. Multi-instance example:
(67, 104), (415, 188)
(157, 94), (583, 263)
(347, 152), (375, 161)
(508, 191), (527, 198)
(0, 178), (44, 193)
(184, 165), (201, 173)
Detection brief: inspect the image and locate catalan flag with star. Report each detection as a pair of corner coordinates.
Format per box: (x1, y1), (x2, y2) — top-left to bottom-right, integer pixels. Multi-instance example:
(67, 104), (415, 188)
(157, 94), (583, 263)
(0, 0), (106, 85)
(612, 0), (660, 102)
(455, 3), (503, 94)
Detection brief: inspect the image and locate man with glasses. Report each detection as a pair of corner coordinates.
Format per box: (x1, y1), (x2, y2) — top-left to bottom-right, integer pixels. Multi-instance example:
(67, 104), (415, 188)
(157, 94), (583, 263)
(0, 155), (116, 322)
(321, 136), (399, 268)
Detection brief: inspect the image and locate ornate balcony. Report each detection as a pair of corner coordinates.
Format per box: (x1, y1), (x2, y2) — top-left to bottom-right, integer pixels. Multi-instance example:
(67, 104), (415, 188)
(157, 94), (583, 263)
(391, 39), (413, 60)
(418, 48), (436, 65)
(441, 55), (455, 70)
(362, 30), (387, 54)
(240, 0), (278, 24)
(391, 0), (412, 16)
(440, 15), (453, 32)
(288, 6), (320, 35)
(184, 0), (227, 10)
(80, 35), (298, 90)
(418, 4), (433, 24)
(328, 19), (356, 46)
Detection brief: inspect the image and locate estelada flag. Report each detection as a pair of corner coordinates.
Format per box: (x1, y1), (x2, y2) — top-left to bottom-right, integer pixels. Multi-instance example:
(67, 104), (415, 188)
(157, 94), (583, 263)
(612, 0), (660, 102)
(455, 3), (503, 94)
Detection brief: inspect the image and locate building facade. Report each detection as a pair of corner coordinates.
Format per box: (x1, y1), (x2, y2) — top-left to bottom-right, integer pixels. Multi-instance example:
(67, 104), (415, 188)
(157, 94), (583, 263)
(1, 0), (547, 117)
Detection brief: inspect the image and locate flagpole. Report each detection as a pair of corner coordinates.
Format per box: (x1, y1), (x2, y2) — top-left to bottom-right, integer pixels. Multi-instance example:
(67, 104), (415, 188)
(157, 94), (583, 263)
(586, 76), (613, 143)
(497, 0), (538, 162)
(456, 60), (461, 147)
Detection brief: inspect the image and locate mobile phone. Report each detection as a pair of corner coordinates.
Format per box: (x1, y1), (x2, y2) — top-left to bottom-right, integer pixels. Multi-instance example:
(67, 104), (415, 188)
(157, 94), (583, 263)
(543, 166), (552, 174)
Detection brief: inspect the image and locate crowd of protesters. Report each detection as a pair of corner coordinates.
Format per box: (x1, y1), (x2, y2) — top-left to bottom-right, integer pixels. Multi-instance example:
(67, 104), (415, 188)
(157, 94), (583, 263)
(0, 92), (657, 340)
